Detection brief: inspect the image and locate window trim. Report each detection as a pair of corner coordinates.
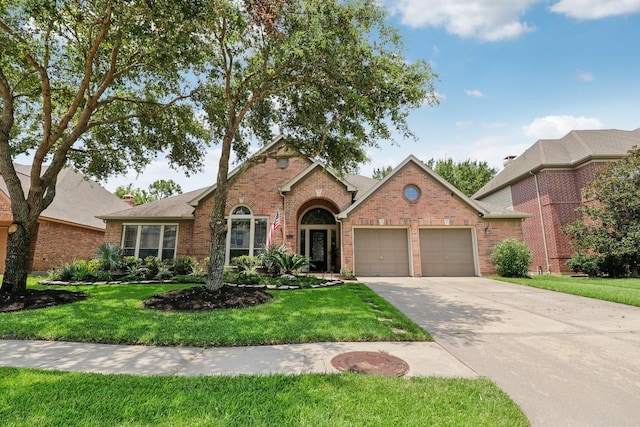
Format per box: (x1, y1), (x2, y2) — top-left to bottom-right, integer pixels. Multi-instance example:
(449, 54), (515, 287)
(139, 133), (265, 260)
(121, 223), (178, 260)
(225, 206), (269, 263)
(403, 184), (421, 202)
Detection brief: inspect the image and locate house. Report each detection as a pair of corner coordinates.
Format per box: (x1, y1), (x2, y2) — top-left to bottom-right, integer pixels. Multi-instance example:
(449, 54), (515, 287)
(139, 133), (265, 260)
(0, 165), (132, 274)
(100, 137), (529, 277)
(474, 128), (640, 274)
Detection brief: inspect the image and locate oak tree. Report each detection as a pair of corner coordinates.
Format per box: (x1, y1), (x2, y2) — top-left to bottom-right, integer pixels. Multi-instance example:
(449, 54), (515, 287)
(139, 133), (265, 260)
(197, 0), (438, 290)
(0, 0), (208, 293)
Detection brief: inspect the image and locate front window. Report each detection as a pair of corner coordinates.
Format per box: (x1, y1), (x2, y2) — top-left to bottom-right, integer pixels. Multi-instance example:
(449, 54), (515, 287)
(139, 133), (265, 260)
(226, 206), (268, 263)
(122, 224), (177, 260)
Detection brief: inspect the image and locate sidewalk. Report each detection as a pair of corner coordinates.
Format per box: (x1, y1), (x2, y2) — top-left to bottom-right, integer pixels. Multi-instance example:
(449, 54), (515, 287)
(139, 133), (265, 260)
(0, 339), (477, 378)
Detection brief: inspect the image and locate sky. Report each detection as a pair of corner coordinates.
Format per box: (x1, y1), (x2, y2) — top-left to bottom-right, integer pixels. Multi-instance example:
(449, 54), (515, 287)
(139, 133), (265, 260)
(102, 0), (640, 193)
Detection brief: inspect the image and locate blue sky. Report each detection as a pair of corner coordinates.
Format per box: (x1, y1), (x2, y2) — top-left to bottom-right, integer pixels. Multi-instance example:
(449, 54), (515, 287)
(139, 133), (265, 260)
(104, 0), (640, 192)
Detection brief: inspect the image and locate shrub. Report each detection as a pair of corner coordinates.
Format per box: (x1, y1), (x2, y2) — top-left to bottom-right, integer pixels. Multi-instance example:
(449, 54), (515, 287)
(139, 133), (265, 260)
(271, 251), (312, 275)
(230, 255), (262, 275)
(173, 256), (194, 276)
(143, 256), (162, 279)
(566, 253), (603, 277)
(96, 243), (122, 272)
(490, 238), (532, 277)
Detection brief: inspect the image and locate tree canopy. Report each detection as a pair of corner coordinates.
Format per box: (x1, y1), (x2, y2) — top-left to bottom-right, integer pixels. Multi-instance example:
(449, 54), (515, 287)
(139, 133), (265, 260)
(0, 0), (208, 292)
(196, 0), (438, 289)
(565, 147), (640, 277)
(425, 158), (498, 197)
(114, 179), (183, 205)
(372, 165), (393, 180)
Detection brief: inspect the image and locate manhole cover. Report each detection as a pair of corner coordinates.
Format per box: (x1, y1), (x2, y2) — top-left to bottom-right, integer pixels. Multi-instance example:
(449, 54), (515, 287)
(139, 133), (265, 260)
(331, 351), (409, 377)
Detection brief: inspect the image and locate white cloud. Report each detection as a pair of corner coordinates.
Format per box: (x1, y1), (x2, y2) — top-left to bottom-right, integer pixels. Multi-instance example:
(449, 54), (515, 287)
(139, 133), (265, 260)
(387, 0), (539, 41)
(456, 120), (474, 128)
(465, 89), (486, 98)
(550, 0), (640, 19)
(576, 70), (594, 82)
(522, 115), (604, 139)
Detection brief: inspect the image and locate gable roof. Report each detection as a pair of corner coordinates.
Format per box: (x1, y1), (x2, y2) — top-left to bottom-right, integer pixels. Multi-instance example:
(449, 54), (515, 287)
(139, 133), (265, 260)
(98, 187), (207, 220)
(188, 135), (289, 207)
(337, 155), (529, 219)
(279, 161), (357, 194)
(474, 128), (640, 199)
(0, 165), (131, 230)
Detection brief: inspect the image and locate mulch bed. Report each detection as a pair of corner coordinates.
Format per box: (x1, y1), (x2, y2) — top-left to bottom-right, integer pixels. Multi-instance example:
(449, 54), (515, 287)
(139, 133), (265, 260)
(142, 285), (273, 312)
(0, 289), (88, 313)
(1, 285), (272, 313)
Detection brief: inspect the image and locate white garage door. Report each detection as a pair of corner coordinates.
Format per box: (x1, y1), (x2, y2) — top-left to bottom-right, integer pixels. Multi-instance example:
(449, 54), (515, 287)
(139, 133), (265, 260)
(420, 228), (476, 276)
(354, 229), (410, 276)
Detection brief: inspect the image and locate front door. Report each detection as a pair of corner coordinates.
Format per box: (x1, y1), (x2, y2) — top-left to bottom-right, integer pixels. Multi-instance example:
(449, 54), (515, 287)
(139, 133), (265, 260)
(310, 229), (327, 272)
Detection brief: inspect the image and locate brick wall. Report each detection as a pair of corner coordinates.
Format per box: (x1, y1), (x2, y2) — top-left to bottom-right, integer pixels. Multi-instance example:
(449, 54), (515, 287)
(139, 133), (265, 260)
(511, 162), (609, 273)
(340, 162), (524, 276)
(30, 220), (104, 272)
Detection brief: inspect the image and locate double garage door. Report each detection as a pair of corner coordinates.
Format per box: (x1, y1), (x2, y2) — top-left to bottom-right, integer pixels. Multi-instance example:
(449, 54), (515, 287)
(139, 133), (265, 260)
(353, 228), (475, 277)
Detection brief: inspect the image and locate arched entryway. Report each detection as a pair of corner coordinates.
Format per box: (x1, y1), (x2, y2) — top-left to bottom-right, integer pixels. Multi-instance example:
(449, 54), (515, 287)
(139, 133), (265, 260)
(298, 207), (339, 273)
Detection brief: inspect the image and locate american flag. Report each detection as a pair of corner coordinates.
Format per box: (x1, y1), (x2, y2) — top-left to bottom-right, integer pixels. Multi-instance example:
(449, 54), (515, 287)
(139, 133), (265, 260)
(266, 210), (280, 247)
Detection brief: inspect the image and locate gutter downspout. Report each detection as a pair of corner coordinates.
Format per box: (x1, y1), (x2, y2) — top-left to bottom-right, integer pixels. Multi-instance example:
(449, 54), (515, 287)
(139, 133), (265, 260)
(335, 216), (344, 274)
(531, 171), (551, 273)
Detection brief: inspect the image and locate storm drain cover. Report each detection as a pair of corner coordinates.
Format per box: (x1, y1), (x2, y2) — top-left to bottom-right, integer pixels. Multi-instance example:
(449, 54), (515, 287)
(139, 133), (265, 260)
(331, 351), (409, 377)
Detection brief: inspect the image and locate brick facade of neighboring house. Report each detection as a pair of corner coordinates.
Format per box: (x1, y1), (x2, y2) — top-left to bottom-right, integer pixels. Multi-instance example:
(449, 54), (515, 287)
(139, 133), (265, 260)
(474, 128), (640, 274)
(0, 165), (131, 273)
(101, 137), (528, 277)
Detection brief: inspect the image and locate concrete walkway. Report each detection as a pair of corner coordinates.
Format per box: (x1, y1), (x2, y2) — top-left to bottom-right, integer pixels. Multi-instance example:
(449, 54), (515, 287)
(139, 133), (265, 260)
(0, 339), (475, 378)
(363, 277), (640, 427)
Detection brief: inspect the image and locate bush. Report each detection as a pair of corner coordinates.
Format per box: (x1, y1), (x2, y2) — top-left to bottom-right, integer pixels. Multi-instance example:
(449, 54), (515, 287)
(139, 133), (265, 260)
(490, 238), (532, 277)
(143, 256), (162, 279)
(230, 255), (262, 275)
(566, 253), (603, 277)
(173, 256), (194, 276)
(260, 245), (287, 275)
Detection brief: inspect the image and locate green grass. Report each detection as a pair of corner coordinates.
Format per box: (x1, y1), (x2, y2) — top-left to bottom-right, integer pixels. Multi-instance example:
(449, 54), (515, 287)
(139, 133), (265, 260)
(494, 275), (640, 306)
(0, 279), (431, 346)
(0, 367), (528, 427)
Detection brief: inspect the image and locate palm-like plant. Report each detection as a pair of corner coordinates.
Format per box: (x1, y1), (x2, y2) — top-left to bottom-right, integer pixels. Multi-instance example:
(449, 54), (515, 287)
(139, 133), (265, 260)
(271, 251), (313, 275)
(97, 243), (122, 272)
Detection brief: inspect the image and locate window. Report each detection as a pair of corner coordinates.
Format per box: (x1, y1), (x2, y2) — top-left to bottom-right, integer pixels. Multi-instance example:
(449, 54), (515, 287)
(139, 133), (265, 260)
(122, 224), (177, 260)
(403, 185), (421, 202)
(226, 206), (268, 262)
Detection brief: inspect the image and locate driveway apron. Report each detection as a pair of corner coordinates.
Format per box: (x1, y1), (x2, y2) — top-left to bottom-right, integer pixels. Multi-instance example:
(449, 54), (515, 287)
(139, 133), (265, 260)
(363, 277), (640, 427)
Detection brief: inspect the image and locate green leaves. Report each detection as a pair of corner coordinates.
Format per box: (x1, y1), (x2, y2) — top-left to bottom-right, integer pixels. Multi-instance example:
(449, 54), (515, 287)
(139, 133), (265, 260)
(565, 147), (640, 276)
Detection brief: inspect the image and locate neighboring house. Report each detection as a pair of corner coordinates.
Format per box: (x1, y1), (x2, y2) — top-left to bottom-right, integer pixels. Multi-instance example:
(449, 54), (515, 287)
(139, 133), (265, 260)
(100, 137), (529, 277)
(0, 165), (132, 274)
(474, 128), (640, 274)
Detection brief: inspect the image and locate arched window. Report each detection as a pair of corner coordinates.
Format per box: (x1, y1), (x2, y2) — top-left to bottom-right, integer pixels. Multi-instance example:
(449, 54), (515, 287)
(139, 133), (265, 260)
(301, 208), (336, 225)
(227, 206), (267, 261)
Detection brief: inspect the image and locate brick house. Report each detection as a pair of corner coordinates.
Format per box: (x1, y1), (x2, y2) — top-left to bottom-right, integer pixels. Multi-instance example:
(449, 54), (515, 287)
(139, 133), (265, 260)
(100, 137), (528, 277)
(0, 165), (132, 273)
(474, 128), (640, 274)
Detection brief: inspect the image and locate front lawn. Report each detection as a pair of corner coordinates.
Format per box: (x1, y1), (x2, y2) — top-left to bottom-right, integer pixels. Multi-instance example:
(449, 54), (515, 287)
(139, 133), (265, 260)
(494, 275), (640, 307)
(0, 279), (431, 346)
(0, 367), (528, 427)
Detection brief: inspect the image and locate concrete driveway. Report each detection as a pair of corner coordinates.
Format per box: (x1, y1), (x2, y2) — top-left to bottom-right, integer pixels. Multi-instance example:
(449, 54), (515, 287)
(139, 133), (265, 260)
(363, 276), (640, 427)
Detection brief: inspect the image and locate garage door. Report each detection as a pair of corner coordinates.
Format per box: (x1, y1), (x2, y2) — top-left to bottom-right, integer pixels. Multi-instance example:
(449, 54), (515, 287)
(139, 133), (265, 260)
(420, 228), (475, 276)
(354, 229), (409, 276)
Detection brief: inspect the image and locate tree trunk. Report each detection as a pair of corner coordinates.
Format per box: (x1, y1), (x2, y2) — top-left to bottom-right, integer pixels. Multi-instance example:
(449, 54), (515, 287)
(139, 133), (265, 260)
(206, 181), (230, 291)
(206, 131), (234, 291)
(0, 223), (35, 293)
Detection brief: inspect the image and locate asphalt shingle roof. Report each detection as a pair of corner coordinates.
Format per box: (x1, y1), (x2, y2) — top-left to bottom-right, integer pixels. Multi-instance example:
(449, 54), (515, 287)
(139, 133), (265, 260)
(473, 128), (640, 199)
(0, 165), (131, 229)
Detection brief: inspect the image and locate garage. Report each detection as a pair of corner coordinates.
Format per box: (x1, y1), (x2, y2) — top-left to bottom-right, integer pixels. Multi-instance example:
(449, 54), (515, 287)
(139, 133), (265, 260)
(354, 228), (410, 276)
(420, 228), (476, 276)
